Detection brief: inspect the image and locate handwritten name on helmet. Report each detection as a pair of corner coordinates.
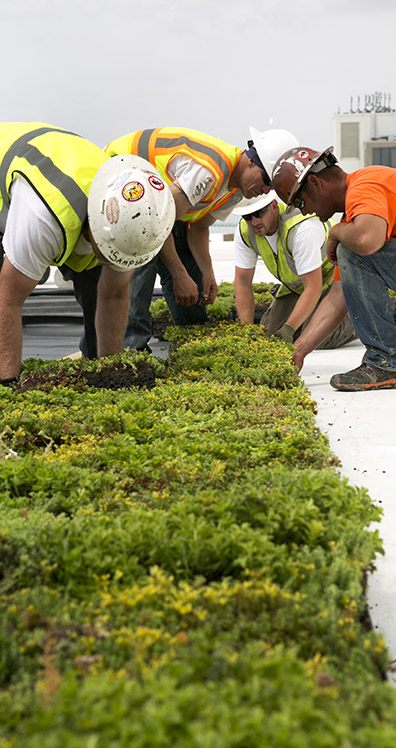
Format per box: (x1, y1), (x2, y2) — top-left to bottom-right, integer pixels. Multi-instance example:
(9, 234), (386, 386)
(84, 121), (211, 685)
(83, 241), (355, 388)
(88, 155), (176, 269)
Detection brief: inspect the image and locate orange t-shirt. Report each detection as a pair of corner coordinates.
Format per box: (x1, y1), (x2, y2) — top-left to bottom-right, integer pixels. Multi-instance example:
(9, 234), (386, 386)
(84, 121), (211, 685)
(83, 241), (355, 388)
(333, 165), (396, 281)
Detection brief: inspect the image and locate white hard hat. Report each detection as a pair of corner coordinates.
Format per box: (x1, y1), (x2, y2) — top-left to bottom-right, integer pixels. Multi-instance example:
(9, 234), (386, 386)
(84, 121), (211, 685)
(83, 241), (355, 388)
(249, 127), (300, 182)
(233, 190), (278, 216)
(88, 154), (175, 270)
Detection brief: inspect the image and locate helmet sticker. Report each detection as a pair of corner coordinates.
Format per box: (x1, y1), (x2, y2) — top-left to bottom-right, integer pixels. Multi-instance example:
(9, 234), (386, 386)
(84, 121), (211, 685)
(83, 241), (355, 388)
(292, 160), (307, 177)
(273, 156), (306, 179)
(148, 175), (165, 191)
(122, 181), (145, 202)
(106, 196), (120, 224)
(297, 149), (310, 159)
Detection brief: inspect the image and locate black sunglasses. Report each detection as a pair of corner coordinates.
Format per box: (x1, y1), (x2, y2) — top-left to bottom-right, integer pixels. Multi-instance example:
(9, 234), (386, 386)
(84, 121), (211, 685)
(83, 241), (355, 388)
(244, 206), (269, 221)
(262, 170), (272, 187)
(292, 182), (307, 210)
(291, 153), (337, 210)
(292, 194), (305, 210)
(247, 139), (271, 186)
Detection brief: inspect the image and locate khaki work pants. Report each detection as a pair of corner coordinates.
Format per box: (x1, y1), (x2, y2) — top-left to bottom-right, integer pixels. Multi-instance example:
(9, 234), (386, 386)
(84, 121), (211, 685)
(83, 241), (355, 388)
(260, 288), (356, 349)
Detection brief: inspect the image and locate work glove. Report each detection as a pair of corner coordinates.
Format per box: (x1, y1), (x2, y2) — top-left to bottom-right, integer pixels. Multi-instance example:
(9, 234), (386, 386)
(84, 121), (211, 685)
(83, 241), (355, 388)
(0, 377), (18, 388)
(273, 324), (295, 344)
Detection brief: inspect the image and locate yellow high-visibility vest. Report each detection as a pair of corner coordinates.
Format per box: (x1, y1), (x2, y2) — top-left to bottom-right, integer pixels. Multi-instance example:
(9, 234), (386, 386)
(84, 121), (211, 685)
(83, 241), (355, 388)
(0, 122), (109, 271)
(240, 204), (334, 296)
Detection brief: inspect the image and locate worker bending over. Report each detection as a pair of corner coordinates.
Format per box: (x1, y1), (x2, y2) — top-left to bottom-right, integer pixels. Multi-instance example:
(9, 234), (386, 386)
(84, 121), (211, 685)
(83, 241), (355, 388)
(233, 190), (355, 346)
(105, 126), (299, 351)
(0, 122), (174, 383)
(272, 144), (396, 391)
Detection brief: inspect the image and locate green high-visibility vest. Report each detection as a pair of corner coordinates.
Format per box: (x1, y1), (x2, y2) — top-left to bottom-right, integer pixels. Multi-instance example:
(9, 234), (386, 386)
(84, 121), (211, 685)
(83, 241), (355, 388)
(0, 122), (109, 271)
(240, 204), (334, 297)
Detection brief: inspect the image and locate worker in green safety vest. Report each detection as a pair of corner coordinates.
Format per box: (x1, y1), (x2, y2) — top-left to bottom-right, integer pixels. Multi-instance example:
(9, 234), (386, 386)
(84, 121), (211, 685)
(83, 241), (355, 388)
(0, 123), (175, 383)
(233, 190), (355, 348)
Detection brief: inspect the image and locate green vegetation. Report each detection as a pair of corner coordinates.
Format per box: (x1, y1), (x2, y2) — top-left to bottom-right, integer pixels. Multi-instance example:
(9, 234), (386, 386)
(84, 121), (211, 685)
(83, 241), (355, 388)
(0, 322), (394, 747)
(149, 281), (274, 338)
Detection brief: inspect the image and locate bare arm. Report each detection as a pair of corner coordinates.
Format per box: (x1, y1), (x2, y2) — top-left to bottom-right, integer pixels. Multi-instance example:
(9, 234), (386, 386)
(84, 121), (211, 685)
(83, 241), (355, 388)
(234, 266), (255, 323)
(328, 214), (388, 260)
(186, 217), (218, 304)
(95, 266), (133, 356)
(283, 267), (323, 331)
(0, 258), (37, 378)
(170, 181), (192, 220)
(292, 280), (347, 371)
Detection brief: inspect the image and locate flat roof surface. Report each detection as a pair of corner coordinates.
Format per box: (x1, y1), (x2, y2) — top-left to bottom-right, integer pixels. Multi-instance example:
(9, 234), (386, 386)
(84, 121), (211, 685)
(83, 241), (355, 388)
(22, 321), (84, 362)
(300, 340), (396, 685)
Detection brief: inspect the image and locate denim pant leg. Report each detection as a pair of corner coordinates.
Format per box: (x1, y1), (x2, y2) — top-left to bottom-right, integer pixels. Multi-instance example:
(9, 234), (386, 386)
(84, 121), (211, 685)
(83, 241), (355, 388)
(124, 257), (159, 350)
(338, 240), (396, 370)
(157, 221), (207, 326)
(60, 265), (102, 359)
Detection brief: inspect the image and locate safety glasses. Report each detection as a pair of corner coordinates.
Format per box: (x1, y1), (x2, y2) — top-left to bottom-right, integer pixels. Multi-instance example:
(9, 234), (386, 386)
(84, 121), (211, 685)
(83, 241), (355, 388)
(292, 194), (305, 210)
(246, 139), (271, 186)
(292, 183), (307, 210)
(244, 207), (269, 221)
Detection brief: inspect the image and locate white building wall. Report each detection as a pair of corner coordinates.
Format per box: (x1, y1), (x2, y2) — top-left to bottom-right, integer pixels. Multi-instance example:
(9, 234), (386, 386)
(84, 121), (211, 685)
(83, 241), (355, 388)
(332, 109), (396, 171)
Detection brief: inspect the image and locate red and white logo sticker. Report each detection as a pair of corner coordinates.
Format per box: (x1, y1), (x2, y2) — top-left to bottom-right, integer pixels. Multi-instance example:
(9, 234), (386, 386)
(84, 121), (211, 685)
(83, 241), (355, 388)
(122, 181), (145, 202)
(148, 175), (165, 191)
(297, 149), (310, 160)
(106, 196), (120, 224)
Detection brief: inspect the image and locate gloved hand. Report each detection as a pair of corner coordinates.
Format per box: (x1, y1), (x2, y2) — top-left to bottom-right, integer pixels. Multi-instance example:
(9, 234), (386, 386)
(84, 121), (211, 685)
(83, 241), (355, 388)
(0, 377), (18, 387)
(273, 324), (295, 344)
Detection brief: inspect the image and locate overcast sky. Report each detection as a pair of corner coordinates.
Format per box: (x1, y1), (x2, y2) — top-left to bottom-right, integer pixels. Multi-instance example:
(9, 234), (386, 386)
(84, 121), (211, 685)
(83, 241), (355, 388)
(3, 0), (396, 154)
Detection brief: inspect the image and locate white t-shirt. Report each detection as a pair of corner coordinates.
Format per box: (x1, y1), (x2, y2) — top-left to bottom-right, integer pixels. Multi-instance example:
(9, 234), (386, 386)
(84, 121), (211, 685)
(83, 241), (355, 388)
(234, 215), (326, 277)
(167, 155), (215, 205)
(3, 176), (64, 281)
(167, 154), (241, 222)
(3, 176), (128, 280)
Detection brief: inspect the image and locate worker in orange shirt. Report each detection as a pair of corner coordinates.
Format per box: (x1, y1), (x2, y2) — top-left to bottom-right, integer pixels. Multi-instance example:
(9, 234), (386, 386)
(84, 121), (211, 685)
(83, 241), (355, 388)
(272, 145), (396, 391)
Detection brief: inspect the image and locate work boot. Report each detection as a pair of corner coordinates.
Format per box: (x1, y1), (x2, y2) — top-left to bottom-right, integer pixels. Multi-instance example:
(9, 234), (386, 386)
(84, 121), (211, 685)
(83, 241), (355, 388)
(330, 363), (396, 391)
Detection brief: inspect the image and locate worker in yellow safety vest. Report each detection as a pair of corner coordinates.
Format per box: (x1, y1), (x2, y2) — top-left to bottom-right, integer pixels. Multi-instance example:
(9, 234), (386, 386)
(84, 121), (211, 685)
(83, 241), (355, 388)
(0, 123), (175, 383)
(233, 190), (355, 347)
(105, 126), (299, 351)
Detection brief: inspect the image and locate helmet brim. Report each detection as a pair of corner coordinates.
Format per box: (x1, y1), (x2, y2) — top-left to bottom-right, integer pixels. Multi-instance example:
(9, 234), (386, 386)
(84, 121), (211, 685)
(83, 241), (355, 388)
(233, 190), (278, 216)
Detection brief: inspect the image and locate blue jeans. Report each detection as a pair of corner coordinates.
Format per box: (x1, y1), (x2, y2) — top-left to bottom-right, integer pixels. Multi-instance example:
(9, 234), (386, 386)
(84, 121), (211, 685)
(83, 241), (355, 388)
(338, 240), (396, 370)
(124, 221), (208, 350)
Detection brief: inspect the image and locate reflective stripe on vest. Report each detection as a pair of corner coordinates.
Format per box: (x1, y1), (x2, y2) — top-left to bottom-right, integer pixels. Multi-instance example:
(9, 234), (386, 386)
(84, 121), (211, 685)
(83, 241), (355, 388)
(240, 205), (334, 296)
(105, 127), (242, 223)
(0, 123), (108, 270)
